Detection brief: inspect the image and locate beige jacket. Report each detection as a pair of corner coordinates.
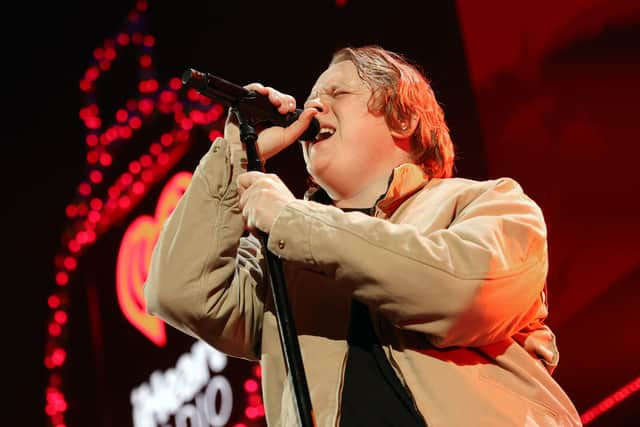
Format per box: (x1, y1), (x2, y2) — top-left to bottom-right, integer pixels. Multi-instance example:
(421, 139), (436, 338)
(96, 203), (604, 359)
(144, 138), (582, 426)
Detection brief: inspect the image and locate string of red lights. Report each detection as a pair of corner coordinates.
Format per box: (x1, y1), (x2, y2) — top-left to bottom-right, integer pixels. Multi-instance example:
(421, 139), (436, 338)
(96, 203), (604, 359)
(42, 1), (263, 425)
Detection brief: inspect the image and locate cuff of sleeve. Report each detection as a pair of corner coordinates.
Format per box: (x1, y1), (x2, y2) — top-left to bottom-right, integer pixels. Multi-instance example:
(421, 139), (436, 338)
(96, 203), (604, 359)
(267, 199), (314, 264)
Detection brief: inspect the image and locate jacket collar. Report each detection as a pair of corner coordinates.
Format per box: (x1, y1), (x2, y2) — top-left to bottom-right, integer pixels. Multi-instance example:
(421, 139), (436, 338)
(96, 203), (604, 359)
(376, 163), (431, 216)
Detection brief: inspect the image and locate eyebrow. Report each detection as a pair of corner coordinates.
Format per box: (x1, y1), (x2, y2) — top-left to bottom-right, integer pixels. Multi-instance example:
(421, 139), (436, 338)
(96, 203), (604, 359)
(306, 84), (339, 103)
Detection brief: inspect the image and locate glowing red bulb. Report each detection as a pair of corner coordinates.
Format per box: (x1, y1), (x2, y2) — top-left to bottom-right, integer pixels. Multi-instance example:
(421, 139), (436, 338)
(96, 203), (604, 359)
(133, 182), (145, 195)
(116, 33), (130, 45)
(85, 134), (98, 146)
(54, 311), (68, 325)
(68, 240), (80, 253)
(79, 80), (91, 92)
(93, 47), (104, 60)
(104, 47), (117, 61)
(138, 98), (155, 114)
(63, 257), (77, 271)
(245, 407), (258, 419)
(51, 348), (66, 366)
(140, 54), (152, 67)
(88, 211), (101, 223)
(87, 151), (99, 164)
(140, 154), (152, 168)
(160, 133), (173, 146)
(119, 126), (133, 139)
(122, 172), (134, 185)
(48, 295), (60, 309)
(85, 66), (100, 82)
(129, 116), (142, 129)
(65, 205), (77, 218)
(85, 116), (102, 129)
(143, 34), (155, 47)
(129, 161), (141, 174)
(99, 153), (112, 166)
(55, 272), (69, 286)
(137, 0), (148, 12)
(158, 153), (169, 165)
(160, 90), (177, 104)
(119, 196), (131, 209)
(116, 109), (129, 122)
(169, 77), (182, 90)
(150, 143), (162, 155)
(89, 170), (102, 184)
(180, 118), (193, 130)
(79, 183), (92, 196)
(187, 88), (200, 101)
(90, 198), (103, 210)
(244, 379), (259, 393)
(49, 323), (62, 336)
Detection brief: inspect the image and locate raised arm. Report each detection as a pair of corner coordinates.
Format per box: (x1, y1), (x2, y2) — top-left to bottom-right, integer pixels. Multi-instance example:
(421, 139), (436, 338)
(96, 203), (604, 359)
(144, 138), (267, 359)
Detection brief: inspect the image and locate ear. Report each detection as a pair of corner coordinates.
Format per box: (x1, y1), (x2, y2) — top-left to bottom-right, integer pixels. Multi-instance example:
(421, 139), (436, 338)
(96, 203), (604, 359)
(390, 115), (419, 139)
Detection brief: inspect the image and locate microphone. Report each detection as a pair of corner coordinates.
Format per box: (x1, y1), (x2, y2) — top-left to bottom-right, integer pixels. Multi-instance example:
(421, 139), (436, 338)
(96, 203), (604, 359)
(181, 68), (320, 142)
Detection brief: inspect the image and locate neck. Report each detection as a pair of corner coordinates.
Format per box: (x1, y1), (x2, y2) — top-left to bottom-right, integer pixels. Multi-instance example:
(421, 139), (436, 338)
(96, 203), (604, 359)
(334, 172), (391, 209)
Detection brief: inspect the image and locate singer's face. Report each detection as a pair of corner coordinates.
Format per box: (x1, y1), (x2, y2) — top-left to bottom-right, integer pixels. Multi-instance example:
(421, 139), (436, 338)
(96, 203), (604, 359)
(302, 61), (402, 201)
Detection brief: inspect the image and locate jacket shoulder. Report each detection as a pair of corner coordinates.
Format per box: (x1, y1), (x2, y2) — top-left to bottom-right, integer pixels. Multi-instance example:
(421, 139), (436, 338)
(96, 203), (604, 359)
(425, 176), (528, 199)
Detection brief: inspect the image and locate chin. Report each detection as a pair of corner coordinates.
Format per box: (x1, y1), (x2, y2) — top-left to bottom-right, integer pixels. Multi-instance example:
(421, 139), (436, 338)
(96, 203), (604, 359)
(306, 156), (330, 180)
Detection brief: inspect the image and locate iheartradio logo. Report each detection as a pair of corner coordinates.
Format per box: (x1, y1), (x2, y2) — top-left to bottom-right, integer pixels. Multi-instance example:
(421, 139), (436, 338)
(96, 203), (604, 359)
(116, 172), (192, 346)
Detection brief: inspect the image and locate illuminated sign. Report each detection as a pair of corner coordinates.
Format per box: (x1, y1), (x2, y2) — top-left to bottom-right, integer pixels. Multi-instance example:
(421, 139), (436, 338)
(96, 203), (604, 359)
(116, 172), (193, 346)
(131, 340), (233, 427)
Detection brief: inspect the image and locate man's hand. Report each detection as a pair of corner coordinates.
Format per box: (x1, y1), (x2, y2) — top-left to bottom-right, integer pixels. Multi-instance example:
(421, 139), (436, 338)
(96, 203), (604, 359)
(237, 171), (295, 233)
(224, 83), (317, 163)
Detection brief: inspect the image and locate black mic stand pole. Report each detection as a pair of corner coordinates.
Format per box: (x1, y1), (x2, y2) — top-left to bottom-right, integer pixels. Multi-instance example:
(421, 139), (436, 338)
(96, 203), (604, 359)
(232, 107), (316, 427)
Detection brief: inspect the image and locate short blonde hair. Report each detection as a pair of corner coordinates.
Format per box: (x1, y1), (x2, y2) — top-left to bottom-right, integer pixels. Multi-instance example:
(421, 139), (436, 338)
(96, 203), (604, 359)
(331, 45), (455, 178)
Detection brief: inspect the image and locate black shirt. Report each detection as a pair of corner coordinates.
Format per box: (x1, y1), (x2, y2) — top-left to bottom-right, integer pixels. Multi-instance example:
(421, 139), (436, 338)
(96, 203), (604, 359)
(340, 299), (427, 427)
(337, 206), (427, 427)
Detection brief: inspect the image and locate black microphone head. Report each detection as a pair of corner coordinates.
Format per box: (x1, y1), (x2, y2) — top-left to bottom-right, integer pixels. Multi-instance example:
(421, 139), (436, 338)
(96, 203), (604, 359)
(299, 115), (320, 142)
(181, 68), (207, 90)
(181, 68), (193, 85)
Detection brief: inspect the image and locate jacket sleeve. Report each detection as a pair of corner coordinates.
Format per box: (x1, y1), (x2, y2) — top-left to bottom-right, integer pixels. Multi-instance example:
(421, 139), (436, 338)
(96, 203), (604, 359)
(143, 138), (268, 360)
(266, 177), (548, 348)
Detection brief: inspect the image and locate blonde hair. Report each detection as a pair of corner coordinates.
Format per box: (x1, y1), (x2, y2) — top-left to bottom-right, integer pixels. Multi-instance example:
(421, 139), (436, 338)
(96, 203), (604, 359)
(331, 45), (455, 178)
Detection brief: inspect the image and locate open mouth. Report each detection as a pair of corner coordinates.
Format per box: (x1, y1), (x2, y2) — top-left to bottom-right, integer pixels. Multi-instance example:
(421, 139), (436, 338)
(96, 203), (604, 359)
(313, 127), (335, 143)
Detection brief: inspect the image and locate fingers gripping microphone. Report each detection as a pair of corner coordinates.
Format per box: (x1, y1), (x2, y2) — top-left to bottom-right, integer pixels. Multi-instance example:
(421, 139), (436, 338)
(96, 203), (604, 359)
(181, 68), (320, 142)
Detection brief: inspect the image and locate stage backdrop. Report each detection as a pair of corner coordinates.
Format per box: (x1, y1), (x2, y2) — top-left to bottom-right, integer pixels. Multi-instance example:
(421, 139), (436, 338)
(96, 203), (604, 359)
(39, 1), (639, 426)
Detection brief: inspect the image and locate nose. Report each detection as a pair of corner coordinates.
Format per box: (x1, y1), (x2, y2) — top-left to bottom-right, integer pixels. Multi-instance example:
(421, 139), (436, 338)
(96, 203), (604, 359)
(304, 97), (325, 113)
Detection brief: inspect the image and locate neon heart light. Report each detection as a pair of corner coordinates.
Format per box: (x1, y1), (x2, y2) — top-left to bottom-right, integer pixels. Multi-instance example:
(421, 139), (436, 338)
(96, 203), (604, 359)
(116, 171), (192, 346)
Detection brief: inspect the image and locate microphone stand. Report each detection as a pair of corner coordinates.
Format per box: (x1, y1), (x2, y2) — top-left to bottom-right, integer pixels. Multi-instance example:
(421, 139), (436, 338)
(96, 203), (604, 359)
(232, 108), (316, 427)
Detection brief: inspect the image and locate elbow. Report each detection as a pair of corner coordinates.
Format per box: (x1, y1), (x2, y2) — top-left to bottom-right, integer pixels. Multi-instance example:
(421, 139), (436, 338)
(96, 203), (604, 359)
(143, 252), (178, 319)
(143, 276), (162, 316)
(143, 265), (177, 319)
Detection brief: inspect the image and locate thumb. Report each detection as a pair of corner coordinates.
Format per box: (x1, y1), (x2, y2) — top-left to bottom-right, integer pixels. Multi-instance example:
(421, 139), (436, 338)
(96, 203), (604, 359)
(257, 108), (318, 161)
(283, 108), (319, 143)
